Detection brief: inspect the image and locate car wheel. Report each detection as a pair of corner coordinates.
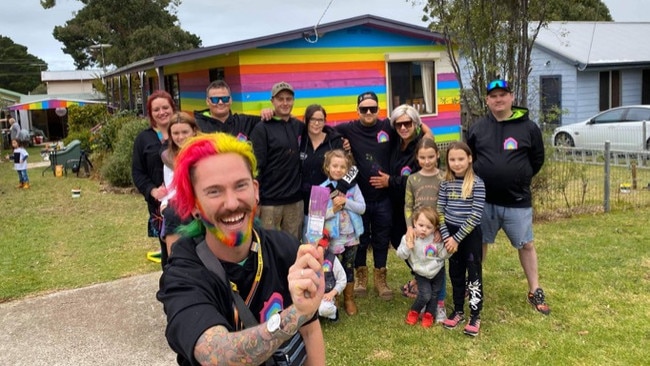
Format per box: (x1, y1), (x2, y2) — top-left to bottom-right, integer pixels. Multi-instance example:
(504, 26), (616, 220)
(554, 133), (574, 147)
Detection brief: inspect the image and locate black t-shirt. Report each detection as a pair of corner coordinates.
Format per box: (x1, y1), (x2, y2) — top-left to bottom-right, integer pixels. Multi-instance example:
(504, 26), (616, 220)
(157, 226), (301, 366)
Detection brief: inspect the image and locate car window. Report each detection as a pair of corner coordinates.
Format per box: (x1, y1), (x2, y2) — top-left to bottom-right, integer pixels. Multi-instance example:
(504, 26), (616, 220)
(593, 109), (626, 124)
(625, 108), (650, 122)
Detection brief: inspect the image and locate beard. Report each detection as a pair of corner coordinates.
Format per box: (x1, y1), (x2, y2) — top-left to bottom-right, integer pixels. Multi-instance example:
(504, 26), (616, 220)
(199, 206), (257, 248)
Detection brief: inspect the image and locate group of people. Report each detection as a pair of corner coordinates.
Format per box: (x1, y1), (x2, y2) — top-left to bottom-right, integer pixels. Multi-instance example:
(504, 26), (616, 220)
(131, 77), (550, 364)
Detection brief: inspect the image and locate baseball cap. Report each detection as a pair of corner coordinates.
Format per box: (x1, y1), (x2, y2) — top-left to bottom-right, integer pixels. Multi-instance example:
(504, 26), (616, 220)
(486, 79), (511, 94)
(271, 82), (294, 97)
(357, 91), (378, 105)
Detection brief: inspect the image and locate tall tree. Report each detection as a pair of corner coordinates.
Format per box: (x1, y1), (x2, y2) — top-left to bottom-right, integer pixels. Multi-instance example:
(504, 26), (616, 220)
(42, 0), (201, 69)
(0, 36), (47, 94)
(417, 0), (611, 128)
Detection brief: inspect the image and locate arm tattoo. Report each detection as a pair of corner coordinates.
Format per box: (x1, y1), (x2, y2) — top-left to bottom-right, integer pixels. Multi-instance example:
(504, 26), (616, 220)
(193, 306), (311, 365)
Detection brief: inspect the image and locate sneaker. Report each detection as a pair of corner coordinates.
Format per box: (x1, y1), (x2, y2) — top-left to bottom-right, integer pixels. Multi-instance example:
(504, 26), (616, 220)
(421, 312), (434, 328)
(435, 306), (446, 323)
(405, 310), (419, 325)
(330, 309), (339, 323)
(442, 311), (465, 329)
(528, 288), (551, 315)
(463, 314), (481, 336)
(401, 279), (418, 299)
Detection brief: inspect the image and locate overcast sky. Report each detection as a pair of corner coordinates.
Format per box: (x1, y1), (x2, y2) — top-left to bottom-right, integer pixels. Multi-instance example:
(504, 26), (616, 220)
(1, 0), (648, 71)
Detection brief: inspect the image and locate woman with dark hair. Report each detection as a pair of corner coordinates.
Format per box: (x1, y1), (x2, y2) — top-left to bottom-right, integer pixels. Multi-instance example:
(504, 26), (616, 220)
(299, 104), (344, 216)
(132, 90), (176, 266)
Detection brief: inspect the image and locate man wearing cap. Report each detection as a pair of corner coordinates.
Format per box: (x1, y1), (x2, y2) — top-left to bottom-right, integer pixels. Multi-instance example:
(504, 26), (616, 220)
(193, 80), (272, 140)
(332, 91), (396, 301)
(466, 79), (550, 315)
(250, 82), (305, 240)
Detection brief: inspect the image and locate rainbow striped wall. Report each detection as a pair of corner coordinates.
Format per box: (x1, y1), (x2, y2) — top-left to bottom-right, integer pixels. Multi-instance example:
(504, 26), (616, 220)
(166, 25), (461, 143)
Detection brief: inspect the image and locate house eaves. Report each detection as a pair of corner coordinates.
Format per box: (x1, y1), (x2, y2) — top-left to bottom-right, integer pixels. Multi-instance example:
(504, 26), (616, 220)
(535, 21), (650, 71)
(154, 14), (444, 67)
(104, 57), (155, 78)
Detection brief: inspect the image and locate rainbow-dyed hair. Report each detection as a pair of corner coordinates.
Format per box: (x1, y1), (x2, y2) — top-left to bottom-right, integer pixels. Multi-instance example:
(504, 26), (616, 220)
(171, 133), (258, 222)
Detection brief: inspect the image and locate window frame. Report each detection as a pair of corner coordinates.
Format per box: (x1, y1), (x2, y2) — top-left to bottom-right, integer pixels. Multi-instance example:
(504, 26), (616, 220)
(385, 52), (441, 116)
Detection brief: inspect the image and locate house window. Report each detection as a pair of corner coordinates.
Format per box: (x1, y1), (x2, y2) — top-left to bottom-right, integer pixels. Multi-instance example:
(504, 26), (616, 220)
(599, 70), (620, 111)
(209, 68), (225, 82)
(387, 60), (436, 115)
(165, 74), (180, 109)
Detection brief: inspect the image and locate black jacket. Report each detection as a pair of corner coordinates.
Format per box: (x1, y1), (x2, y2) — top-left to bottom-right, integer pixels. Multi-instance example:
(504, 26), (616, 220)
(299, 125), (344, 214)
(194, 109), (261, 140)
(249, 117), (304, 205)
(467, 107), (544, 207)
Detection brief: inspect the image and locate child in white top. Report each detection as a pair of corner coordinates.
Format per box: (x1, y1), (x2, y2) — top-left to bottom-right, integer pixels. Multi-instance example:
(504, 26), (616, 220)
(318, 248), (347, 322)
(11, 139), (30, 189)
(397, 206), (449, 328)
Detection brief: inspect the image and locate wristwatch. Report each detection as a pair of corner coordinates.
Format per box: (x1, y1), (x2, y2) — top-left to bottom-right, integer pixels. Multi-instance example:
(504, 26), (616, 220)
(266, 313), (294, 338)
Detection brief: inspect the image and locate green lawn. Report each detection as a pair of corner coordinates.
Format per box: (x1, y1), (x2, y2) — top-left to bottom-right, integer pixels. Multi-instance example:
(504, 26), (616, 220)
(1, 146), (648, 364)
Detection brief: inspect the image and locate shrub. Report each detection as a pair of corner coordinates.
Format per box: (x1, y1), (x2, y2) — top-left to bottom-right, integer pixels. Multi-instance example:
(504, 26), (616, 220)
(101, 117), (148, 187)
(65, 104), (110, 148)
(92, 110), (140, 154)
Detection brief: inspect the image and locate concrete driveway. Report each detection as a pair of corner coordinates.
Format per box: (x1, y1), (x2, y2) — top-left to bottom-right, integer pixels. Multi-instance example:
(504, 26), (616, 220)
(0, 272), (177, 365)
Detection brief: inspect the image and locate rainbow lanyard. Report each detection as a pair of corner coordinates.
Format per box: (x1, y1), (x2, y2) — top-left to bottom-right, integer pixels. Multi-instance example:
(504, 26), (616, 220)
(233, 229), (263, 330)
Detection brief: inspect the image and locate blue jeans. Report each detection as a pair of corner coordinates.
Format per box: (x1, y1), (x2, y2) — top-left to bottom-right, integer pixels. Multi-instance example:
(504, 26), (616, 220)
(354, 197), (392, 268)
(17, 170), (29, 183)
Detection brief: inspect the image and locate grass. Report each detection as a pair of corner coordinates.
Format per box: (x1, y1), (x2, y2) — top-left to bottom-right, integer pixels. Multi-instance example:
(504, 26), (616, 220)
(1, 146), (649, 364)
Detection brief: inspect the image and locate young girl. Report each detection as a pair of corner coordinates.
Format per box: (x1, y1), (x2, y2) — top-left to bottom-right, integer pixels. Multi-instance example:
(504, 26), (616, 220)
(157, 111), (199, 265)
(397, 206), (449, 328)
(437, 141), (485, 337)
(11, 139), (30, 189)
(320, 149), (366, 316)
(402, 138), (447, 322)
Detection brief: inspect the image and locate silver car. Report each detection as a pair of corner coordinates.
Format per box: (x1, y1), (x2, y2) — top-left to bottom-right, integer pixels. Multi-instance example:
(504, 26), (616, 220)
(552, 106), (650, 151)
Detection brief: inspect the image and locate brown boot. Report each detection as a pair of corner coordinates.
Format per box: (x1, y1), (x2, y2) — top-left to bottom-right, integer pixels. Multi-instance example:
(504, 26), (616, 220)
(22, 183), (30, 189)
(354, 266), (368, 297)
(343, 283), (357, 315)
(374, 267), (393, 301)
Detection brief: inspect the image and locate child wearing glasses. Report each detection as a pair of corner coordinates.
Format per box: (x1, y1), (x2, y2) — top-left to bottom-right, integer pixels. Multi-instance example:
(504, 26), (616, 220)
(397, 206), (449, 328)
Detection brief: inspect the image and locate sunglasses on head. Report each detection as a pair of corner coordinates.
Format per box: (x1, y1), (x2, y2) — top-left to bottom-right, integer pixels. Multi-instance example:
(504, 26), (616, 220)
(394, 120), (413, 129)
(359, 106), (379, 114)
(487, 79), (509, 92)
(208, 96), (231, 104)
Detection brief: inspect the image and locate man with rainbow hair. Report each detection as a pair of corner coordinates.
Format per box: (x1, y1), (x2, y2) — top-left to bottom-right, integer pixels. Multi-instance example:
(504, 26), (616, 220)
(157, 133), (326, 365)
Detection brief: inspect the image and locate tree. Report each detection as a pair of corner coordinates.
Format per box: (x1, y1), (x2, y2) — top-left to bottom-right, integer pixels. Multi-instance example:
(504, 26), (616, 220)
(0, 36), (48, 94)
(417, 0), (611, 129)
(41, 0), (201, 69)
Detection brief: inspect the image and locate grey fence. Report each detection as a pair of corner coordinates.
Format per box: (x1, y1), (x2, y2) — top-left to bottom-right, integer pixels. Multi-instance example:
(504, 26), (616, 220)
(532, 142), (650, 220)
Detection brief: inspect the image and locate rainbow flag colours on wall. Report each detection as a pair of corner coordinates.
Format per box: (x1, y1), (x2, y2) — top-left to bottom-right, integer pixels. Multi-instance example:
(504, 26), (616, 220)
(8, 98), (101, 111)
(166, 24), (462, 143)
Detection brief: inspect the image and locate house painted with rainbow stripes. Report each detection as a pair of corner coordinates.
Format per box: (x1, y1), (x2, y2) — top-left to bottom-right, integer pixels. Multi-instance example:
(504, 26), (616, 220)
(106, 15), (461, 142)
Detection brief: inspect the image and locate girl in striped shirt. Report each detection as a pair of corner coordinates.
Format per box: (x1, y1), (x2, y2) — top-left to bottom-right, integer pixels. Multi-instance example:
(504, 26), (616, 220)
(437, 141), (485, 337)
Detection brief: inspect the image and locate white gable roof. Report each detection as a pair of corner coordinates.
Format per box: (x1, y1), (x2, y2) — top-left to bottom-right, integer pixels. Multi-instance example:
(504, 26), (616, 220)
(535, 22), (650, 68)
(41, 70), (103, 82)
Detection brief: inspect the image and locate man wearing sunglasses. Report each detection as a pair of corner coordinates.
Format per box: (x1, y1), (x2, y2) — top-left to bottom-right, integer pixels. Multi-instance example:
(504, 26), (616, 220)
(466, 79), (550, 315)
(194, 80), (272, 139)
(331, 91), (396, 301)
(250, 82), (305, 240)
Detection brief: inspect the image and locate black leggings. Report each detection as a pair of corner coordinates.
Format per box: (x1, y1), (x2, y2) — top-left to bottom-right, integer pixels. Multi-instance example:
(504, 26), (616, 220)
(446, 223), (483, 316)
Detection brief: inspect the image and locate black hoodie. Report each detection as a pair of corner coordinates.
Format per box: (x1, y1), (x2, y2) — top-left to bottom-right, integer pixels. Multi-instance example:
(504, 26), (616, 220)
(466, 106), (544, 208)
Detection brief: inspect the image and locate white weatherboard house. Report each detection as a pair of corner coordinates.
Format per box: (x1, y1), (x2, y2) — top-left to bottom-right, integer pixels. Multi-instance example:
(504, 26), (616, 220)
(528, 22), (650, 126)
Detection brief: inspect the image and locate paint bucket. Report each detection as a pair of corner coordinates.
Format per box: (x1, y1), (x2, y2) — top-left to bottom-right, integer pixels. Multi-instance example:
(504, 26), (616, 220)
(71, 189), (81, 198)
(55, 165), (64, 177)
(619, 183), (631, 194)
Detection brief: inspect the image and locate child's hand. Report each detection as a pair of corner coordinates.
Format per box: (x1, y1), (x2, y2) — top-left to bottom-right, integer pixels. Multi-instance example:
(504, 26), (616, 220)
(323, 290), (337, 302)
(444, 237), (459, 254)
(406, 238), (414, 250)
(433, 229), (442, 243)
(332, 195), (346, 212)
